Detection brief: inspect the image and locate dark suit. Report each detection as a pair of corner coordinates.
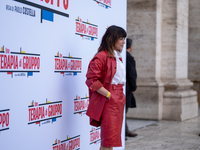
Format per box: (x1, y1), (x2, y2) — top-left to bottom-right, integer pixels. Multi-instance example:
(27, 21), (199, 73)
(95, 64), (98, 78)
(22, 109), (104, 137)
(126, 51), (137, 108)
(125, 51), (137, 133)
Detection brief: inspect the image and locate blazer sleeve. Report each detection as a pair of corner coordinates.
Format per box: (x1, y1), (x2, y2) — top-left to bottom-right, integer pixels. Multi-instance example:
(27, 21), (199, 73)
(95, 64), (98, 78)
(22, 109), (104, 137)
(126, 53), (137, 92)
(85, 54), (105, 92)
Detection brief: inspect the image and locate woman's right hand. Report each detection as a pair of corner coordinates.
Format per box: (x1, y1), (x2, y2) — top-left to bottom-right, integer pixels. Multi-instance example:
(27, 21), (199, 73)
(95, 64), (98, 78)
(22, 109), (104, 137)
(108, 93), (111, 100)
(97, 87), (111, 100)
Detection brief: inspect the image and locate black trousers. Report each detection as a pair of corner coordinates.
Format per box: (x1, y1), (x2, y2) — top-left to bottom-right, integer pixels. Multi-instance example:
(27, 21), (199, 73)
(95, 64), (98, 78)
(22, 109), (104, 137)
(125, 106), (130, 134)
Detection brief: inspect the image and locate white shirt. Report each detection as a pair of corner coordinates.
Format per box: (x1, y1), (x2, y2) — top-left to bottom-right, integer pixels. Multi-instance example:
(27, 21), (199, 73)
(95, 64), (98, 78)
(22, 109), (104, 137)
(111, 50), (126, 85)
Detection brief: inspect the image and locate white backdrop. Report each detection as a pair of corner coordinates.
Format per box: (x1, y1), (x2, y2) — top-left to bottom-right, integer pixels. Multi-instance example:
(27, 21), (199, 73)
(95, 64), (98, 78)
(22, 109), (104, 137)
(0, 0), (127, 149)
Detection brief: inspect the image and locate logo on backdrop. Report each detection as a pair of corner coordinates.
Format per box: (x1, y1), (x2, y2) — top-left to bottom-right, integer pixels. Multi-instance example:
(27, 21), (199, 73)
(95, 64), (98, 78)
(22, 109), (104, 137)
(52, 135), (81, 150)
(93, 0), (111, 9)
(28, 99), (62, 126)
(6, 0), (69, 23)
(54, 52), (82, 76)
(40, 0), (69, 10)
(74, 95), (89, 115)
(0, 46), (40, 77)
(90, 127), (101, 145)
(75, 17), (98, 41)
(0, 109), (10, 133)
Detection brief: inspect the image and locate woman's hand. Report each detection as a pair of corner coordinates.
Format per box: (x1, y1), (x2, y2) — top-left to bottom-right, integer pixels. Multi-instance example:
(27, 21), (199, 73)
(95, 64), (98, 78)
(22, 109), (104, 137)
(108, 93), (111, 100)
(96, 87), (111, 100)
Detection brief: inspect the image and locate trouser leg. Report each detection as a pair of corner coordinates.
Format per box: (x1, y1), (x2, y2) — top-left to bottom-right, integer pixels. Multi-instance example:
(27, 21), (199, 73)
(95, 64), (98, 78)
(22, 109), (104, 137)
(125, 107), (130, 134)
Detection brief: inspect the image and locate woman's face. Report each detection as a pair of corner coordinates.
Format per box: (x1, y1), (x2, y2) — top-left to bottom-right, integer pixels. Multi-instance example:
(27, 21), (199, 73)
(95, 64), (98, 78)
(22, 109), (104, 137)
(114, 37), (125, 51)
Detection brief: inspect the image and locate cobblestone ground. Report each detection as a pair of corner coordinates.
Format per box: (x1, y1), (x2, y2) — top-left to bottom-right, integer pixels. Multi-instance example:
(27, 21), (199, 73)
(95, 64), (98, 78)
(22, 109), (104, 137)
(125, 115), (200, 150)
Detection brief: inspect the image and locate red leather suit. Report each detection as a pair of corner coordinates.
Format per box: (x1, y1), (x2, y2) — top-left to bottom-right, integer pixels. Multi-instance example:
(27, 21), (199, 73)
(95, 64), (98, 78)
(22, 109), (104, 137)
(86, 50), (125, 147)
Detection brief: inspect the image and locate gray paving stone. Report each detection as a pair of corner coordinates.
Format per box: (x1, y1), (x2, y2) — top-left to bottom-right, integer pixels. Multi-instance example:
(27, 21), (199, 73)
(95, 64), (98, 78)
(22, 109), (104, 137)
(125, 116), (200, 150)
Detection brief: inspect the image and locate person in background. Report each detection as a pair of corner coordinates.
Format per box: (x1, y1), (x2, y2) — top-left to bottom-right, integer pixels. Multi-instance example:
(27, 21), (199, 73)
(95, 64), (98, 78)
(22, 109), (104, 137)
(125, 38), (138, 139)
(86, 25), (127, 150)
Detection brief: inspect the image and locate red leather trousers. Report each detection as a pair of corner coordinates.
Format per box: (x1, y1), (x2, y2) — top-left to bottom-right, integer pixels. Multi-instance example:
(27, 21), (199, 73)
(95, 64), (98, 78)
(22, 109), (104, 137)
(100, 84), (125, 147)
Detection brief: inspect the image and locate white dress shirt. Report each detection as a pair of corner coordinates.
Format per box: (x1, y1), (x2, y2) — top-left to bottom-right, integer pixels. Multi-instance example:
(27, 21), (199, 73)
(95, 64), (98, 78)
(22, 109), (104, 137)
(111, 50), (126, 85)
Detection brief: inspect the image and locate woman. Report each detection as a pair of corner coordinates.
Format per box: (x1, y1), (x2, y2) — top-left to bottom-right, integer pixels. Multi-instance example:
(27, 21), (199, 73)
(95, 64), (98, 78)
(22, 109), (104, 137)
(86, 25), (127, 150)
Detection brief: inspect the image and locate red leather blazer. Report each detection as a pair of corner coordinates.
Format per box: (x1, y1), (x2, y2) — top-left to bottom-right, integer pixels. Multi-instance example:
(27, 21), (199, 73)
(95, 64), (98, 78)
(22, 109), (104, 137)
(86, 50), (117, 127)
